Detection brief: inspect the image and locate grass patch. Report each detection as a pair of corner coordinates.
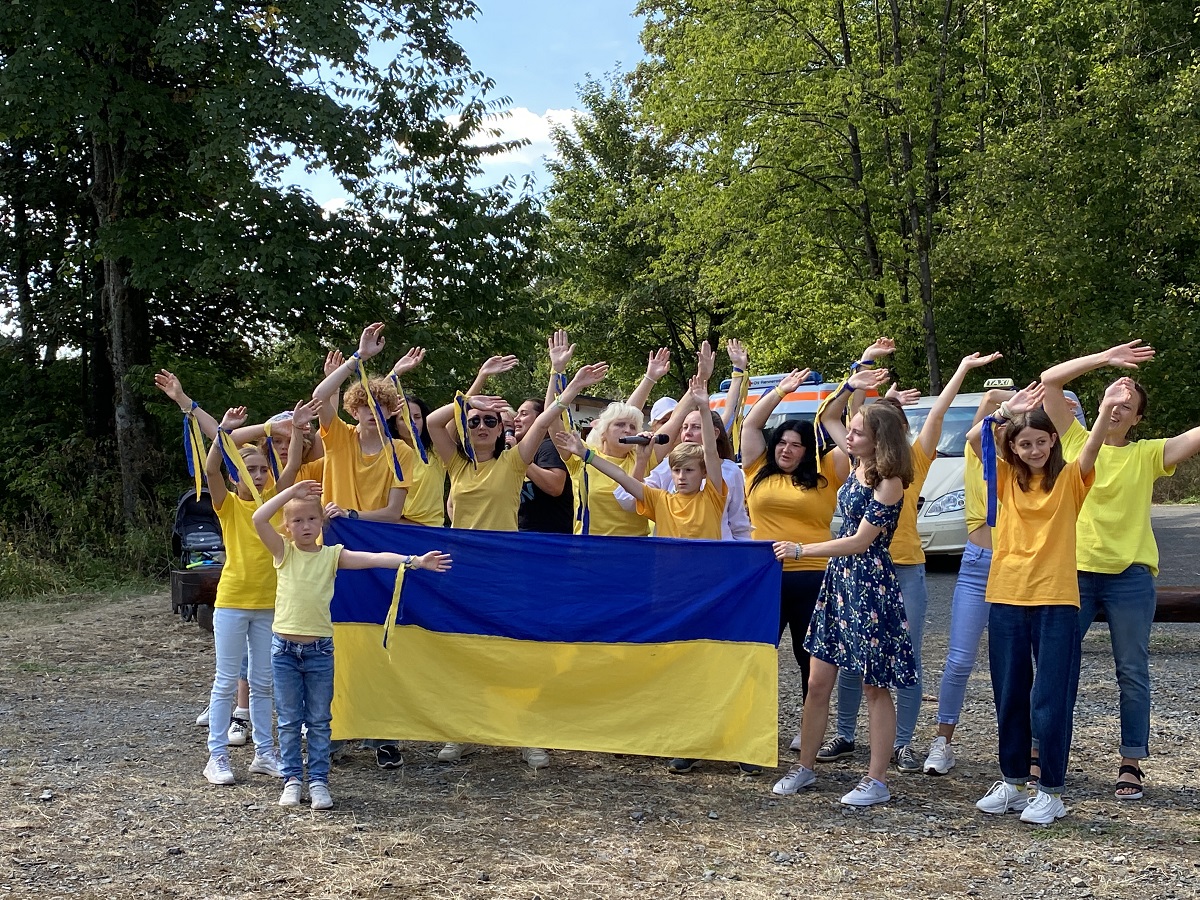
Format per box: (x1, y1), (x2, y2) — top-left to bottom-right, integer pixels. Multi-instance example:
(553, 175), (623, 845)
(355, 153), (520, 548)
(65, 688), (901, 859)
(0, 583), (163, 630)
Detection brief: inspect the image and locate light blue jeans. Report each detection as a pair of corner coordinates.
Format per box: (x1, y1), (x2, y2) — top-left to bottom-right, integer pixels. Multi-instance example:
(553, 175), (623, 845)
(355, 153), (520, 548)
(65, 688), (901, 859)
(1078, 565), (1156, 759)
(272, 635), (335, 784)
(835, 563), (927, 747)
(207, 607), (275, 758)
(935, 543), (993, 725)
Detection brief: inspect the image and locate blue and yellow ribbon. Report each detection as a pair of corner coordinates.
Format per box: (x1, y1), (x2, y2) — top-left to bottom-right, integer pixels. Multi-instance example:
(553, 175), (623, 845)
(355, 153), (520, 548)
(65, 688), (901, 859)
(452, 391), (477, 469)
(813, 379), (852, 455)
(217, 429), (264, 505)
(262, 421), (284, 480)
(182, 407), (207, 499)
(381, 566), (406, 649)
(981, 415), (1002, 527)
(352, 354), (405, 482)
(728, 370), (750, 462)
(390, 374), (429, 465)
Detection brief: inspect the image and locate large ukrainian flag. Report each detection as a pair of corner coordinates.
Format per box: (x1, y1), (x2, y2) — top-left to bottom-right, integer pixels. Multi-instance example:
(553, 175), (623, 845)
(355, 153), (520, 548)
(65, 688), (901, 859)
(326, 519), (782, 767)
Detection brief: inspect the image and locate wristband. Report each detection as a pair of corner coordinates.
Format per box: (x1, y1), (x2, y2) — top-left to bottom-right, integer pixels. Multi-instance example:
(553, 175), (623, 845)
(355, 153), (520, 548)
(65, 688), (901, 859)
(404, 554), (415, 569)
(583, 449), (595, 466)
(773, 385), (788, 399)
(731, 366), (746, 375)
(794, 543), (802, 560)
(995, 401), (1013, 421)
(347, 509), (359, 519)
(188, 400), (199, 412)
(849, 359), (875, 371)
(553, 397), (569, 412)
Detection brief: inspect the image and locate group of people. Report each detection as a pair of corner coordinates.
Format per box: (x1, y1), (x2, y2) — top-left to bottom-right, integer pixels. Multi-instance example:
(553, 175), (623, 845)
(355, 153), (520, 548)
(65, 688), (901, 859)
(160, 326), (1195, 821)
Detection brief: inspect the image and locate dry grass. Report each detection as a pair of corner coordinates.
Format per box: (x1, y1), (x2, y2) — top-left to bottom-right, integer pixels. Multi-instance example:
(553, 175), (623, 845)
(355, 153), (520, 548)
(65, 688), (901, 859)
(0, 593), (1198, 899)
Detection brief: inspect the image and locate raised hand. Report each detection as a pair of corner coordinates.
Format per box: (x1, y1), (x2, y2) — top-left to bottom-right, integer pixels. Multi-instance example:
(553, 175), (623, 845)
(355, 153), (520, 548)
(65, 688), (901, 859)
(548, 330), (576, 373)
(886, 383), (921, 406)
(477, 354), (519, 379)
(551, 429), (587, 459)
(688, 373), (710, 407)
(391, 347), (426, 377)
(778, 368), (813, 394)
(414, 550), (452, 572)
(291, 480), (323, 502)
(323, 350), (345, 377)
(848, 367), (890, 392)
(860, 338), (896, 363)
(1104, 340), (1156, 370)
(1101, 376), (1136, 409)
(726, 339), (749, 371)
(357, 322), (386, 360)
(569, 362), (610, 391)
(960, 351), (1003, 370)
(291, 399), (320, 429)
(466, 394), (508, 412)
(696, 340), (716, 383)
(1007, 381), (1046, 415)
(154, 369), (187, 405)
(220, 406), (248, 430)
(645, 348), (671, 383)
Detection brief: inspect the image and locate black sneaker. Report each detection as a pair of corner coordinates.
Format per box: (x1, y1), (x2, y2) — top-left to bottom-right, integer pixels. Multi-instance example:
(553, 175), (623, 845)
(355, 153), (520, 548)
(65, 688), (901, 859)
(814, 736), (856, 762)
(667, 758), (699, 774)
(375, 744), (404, 769)
(737, 762), (764, 777)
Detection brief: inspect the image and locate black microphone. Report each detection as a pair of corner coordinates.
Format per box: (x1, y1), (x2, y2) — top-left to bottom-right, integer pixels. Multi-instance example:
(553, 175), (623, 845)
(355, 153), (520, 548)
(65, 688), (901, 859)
(618, 434), (671, 445)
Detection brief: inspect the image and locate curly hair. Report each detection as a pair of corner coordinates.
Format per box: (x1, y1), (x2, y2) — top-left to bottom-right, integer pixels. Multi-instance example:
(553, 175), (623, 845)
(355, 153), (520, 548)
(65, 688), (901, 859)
(859, 403), (913, 489)
(343, 377), (400, 417)
(1002, 409), (1065, 493)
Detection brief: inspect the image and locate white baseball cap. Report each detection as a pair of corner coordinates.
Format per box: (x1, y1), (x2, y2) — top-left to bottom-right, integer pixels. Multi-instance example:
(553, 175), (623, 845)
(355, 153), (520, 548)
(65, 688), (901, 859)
(651, 397), (677, 421)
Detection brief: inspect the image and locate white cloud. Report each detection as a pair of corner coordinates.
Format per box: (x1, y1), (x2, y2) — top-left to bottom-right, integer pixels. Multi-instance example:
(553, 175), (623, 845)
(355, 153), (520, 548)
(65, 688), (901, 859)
(468, 107), (579, 181)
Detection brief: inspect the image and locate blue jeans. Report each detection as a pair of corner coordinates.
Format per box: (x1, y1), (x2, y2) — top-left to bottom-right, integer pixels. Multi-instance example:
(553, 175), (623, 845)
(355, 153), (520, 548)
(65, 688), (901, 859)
(988, 603), (1081, 792)
(207, 607), (275, 758)
(1079, 565), (1155, 759)
(935, 543), (993, 726)
(835, 563), (927, 747)
(272, 635), (335, 784)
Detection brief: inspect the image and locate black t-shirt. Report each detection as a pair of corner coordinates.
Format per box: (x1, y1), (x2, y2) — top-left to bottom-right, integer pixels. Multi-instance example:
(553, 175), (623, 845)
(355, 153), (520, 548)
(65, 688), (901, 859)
(518, 437), (574, 533)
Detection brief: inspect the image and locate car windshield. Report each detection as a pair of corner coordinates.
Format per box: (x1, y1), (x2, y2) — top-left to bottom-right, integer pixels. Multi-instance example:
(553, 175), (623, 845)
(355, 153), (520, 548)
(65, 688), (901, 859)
(901, 406), (976, 457)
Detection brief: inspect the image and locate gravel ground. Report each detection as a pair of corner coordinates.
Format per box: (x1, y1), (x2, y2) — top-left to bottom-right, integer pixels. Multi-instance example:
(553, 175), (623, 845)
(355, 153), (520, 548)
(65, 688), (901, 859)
(1, 510), (1199, 899)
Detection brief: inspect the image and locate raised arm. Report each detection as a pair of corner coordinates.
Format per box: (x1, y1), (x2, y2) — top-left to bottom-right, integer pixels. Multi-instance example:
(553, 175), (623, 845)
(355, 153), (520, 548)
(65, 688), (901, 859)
(253, 480), (321, 562)
(1077, 379), (1132, 477)
(545, 330), (577, 416)
(156, 370), (221, 440)
(518, 363), (610, 465)
(275, 400), (319, 491)
(425, 399), (463, 464)
(966, 382), (1044, 459)
(552, 429), (648, 502)
(313, 323), (386, 428)
(916, 352), (1002, 458)
(773, 476), (903, 560)
(465, 354), (519, 397)
(204, 407), (247, 508)
(741, 368), (812, 465)
(820, 368), (890, 454)
(722, 339), (750, 432)
(689, 375), (723, 494)
(1040, 340), (1155, 434)
(628, 348), (670, 412)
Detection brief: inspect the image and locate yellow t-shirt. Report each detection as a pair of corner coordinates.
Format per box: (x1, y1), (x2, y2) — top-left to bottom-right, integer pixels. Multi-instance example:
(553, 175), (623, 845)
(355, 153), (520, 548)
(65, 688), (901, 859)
(963, 444), (990, 535)
(889, 440), (934, 566)
(1059, 419), (1174, 576)
(214, 491), (279, 609)
(319, 417), (412, 513)
(272, 542), (343, 637)
(567, 451), (652, 536)
(986, 459), (1094, 607)
(636, 479), (727, 540)
(402, 450), (447, 527)
(743, 451), (845, 572)
(446, 447), (528, 532)
(298, 458), (325, 485)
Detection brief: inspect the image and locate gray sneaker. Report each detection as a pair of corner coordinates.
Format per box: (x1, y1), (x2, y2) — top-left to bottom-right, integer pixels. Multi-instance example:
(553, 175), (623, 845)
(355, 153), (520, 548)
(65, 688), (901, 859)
(892, 744), (921, 774)
(249, 749), (282, 777)
(771, 764), (817, 795)
(308, 781), (334, 810)
(815, 735), (855, 762)
(278, 779), (303, 807)
(203, 754), (235, 786)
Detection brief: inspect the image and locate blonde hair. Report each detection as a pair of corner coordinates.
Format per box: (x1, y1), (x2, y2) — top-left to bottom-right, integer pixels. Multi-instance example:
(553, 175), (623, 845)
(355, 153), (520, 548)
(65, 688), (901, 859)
(283, 496), (325, 521)
(859, 404), (913, 489)
(668, 441), (705, 470)
(344, 377), (399, 416)
(586, 402), (645, 451)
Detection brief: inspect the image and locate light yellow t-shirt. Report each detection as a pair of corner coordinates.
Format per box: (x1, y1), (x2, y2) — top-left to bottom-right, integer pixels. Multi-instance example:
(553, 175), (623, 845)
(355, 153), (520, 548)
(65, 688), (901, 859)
(402, 450), (447, 527)
(214, 491), (280, 609)
(272, 542), (343, 637)
(986, 459), (1094, 607)
(567, 451), (652, 536)
(1059, 419), (1174, 576)
(636, 479), (727, 540)
(319, 417), (412, 513)
(446, 447), (528, 532)
(889, 440), (934, 566)
(743, 451), (844, 571)
(963, 444), (990, 535)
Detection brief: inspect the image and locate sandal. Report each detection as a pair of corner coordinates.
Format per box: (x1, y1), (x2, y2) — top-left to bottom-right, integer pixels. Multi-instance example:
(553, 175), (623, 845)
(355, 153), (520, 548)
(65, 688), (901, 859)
(1115, 764), (1144, 800)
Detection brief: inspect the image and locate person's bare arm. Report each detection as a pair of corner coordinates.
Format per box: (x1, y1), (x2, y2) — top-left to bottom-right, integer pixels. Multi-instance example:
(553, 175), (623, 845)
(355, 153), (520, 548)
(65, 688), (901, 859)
(772, 477), (902, 559)
(552, 429), (647, 502)
(205, 407), (247, 508)
(689, 375), (723, 494)
(1078, 379), (1133, 477)
(156, 370), (222, 440)
(338, 548), (452, 572)
(1040, 340), (1155, 435)
(628, 348), (671, 412)
(820, 368), (890, 454)
(313, 323), (386, 428)
(722, 339), (750, 432)
(916, 352), (1002, 458)
(465, 354), (519, 397)
(253, 480), (320, 563)
(740, 368), (812, 466)
(275, 400), (319, 491)
(518, 363), (609, 465)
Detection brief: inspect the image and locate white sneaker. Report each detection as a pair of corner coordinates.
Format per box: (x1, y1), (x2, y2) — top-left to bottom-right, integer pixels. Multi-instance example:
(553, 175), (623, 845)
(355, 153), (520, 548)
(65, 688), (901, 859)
(195, 706), (210, 727)
(923, 736), (956, 775)
(975, 780), (1029, 814)
(438, 742), (467, 762)
(772, 764), (817, 796)
(788, 733), (802, 752)
(841, 776), (891, 807)
(308, 781), (334, 810)
(227, 717), (250, 746)
(249, 749), (282, 777)
(278, 779), (303, 807)
(1020, 790), (1066, 824)
(203, 754), (235, 786)
(521, 747), (550, 770)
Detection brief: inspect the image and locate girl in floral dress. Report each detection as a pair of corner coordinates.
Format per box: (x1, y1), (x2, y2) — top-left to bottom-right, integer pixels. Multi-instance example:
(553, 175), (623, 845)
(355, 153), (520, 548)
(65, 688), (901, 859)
(770, 398), (917, 806)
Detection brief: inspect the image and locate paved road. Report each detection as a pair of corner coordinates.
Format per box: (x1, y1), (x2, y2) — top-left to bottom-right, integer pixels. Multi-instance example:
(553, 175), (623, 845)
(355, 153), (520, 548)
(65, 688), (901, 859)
(921, 504), (1200, 633)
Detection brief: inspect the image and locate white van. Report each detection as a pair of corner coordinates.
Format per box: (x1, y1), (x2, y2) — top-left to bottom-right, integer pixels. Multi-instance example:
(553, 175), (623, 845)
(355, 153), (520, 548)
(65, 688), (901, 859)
(714, 376), (1084, 555)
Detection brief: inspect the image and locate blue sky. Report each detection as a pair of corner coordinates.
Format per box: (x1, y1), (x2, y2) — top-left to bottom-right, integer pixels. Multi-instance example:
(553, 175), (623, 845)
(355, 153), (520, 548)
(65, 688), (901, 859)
(289, 2), (646, 207)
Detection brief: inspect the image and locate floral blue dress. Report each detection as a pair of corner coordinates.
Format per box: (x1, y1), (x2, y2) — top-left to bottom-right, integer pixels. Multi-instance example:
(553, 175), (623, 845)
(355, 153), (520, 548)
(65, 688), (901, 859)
(804, 474), (918, 688)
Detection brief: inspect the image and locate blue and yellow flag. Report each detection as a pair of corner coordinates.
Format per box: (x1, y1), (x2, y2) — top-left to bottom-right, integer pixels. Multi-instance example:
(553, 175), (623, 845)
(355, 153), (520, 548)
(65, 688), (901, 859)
(325, 520), (782, 767)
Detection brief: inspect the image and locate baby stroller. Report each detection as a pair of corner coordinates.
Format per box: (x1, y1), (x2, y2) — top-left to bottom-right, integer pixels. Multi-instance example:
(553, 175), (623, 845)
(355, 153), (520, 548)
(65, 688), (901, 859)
(169, 489), (224, 632)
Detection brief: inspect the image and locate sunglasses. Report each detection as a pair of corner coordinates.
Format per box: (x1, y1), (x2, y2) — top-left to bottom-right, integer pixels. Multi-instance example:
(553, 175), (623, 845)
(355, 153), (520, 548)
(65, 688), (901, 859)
(467, 415), (501, 429)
